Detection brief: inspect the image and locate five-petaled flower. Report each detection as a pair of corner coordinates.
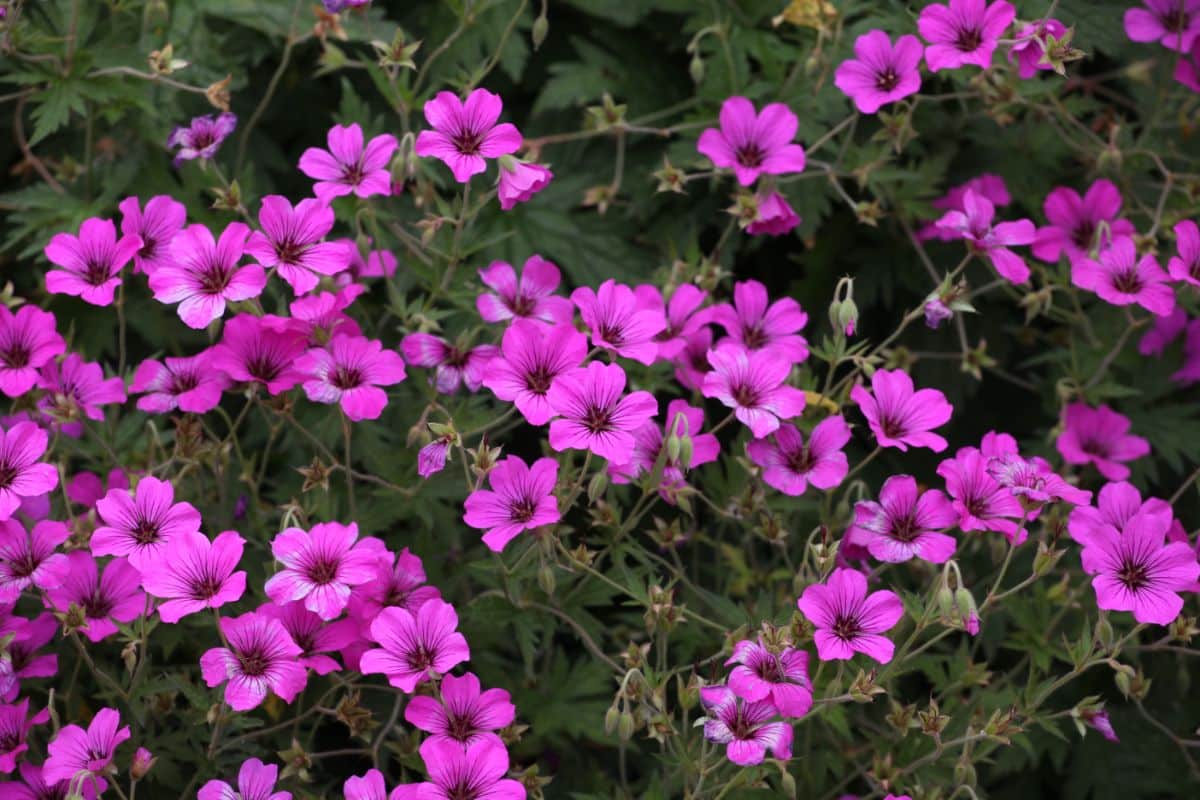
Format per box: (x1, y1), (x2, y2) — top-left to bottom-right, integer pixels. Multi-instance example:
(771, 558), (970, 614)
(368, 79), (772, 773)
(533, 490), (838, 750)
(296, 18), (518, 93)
(463, 455), (560, 552)
(798, 567), (904, 663)
(696, 96), (807, 186)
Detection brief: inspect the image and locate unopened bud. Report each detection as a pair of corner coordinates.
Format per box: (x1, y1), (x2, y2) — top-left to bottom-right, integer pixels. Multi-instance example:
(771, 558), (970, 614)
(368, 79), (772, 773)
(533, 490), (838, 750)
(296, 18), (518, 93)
(677, 436), (694, 470)
(617, 710), (636, 740)
(604, 705), (620, 735)
(689, 54), (705, 84)
(531, 11), (549, 49)
(131, 747), (156, 781)
(537, 564), (556, 596)
(587, 471), (608, 504)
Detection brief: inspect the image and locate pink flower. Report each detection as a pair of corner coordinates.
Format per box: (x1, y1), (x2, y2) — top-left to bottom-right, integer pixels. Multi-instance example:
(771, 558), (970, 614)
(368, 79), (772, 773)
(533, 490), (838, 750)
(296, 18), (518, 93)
(1081, 708), (1120, 742)
(571, 279), (666, 365)
(497, 157), (553, 210)
(290, 285), (365, 344)
(1124, 0), (1200, 51)
(702, 344), (806, 439)
(347, 547), (441, 626)
(0, 613), (58, 702)
(934, 189), (1036, 283)
(1009, 19), (1068, 78)
(411, 737), (526, 800)
(92, 476), (201, 570)
(919, 173), (1011, 241)
(798, 567), (904, 663)
(918, 0), (1016, 72)
(0, 519), (69, 601)
(746, 416), (850, 496)
(851, 369), (952, 452)
(650, 284), (710, 361)
(1138, 306), (1187, 356)
(937, 445), (1024, 540)
(359, 599), (470, 692)
(200, 612), (307, 711)
(1174, 319), (1200, 384)
(47, 553), (144, 643)
(1072, 238), (1176, 316)
(834, 30), (923, 113)
(118, 195), (186, 275)
(344, 769), (392, 800)
(0, 698), (48, 773)
(1056, 403), (1150, 481)
(1068, 480), (1173, 549)
(245, 196), (354, 295)
(710, 279), (808, 363)
(547, 362), (658, 461)
(264, 521), (383, 620)
(43, 217), (141, 306)
(141, 531), (246, 623)
(400, 334), (496, 395)
(343, 246), (397, 283)
(483, 320), (587, 426)
(257, 600), (358, 675)
(414, 89), (523, 182)
(463, 456), (560, 552)
(210, 314), (309, 394)
(746, 191), (801, 236)
(986, 454), (1092, 508)
(846, 475), (958, 563)
(43, 707), (129, 785)
(699, 685), (793, 765)
(0, 422), (58, 522)
(725, 639), (812, 718)
(0, 306), (65, 398)
(131, 351), (228, 414)
(5, 761), (105, 800)
(1168, 219), (1200, 286)
(198, 758), (291, 800)
(36, 354), (126, 436)
(405, 671), (516, 748)
(608, 400), (720, 498)
(168, 112), (236, 166)
(1079, 512), (1200, 625)
(696, 96), (806, 186)
(418, 439), (452, 479)
(924, 298), (953, 329)
(1033, 179), (1136, 265)
(130, 747), (155, 780)
(299, 123), (397, 202)
(476, 255), (573, 325)
(149, 222), (265, 329)
(673, 326), (714, 392)
(1177, 37), (1200, 90)
(298, 335), (407, 421)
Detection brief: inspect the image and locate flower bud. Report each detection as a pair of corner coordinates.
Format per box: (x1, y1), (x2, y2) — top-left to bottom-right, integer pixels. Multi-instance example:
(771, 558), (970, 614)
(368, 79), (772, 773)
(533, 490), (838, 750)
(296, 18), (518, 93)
(604, 705), (620, 735)
(537, 564), (556, 596)
(954, 754), (977, 788)
(1094, 615), (1115, 650)
(131, 747), (156, 781)
(531, 10), (549, 50)
(617, 710), (636, 740)
(587, 471), (608, 504)
(689, 53), (705, 84)
(677, 436), (694, 470)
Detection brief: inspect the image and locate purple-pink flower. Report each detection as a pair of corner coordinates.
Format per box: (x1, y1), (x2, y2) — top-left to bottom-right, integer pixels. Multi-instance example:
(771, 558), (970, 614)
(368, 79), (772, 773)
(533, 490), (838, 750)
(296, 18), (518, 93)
(834, 30), (923, 113)
(1068, 480), (1173, 549)
(0, 699), (47, 774)
(141, 530), (247, 623)
(699, 685), (793, 766)
(476, 255), (573, 325)
(400, 334), (495, 395)
(245, 196), (354, 295)
(986, 453), (1092, 508)
(415, 89), (523, 182)
(92, 476), (202, 570)
(571, 279), (666, 365)
(118, 195), (186, 274)
(198, 758), (291, 800)
(0, 307), (64, 399)
(746, 416), (850, 496)
(0, 520), (69, 601)
(1033, 179), (1136, 265)
(43, 217), (141, 307)
(257, 600), (358, 675)
(918, 0), (1016, 72)
(608, 400), (720, 498)
(43, 707), (129, 786)
(798, 567), (904, 663)
(359, 598), (470, 692)
(846, 475), (958, 563)
(1056, 403), (1150, 481)
(299, 123), (397, 202)
(484, 320), (587, 426)
(36, 354), (126, 436)
(1009, 19), (1068, 78)
(264, 521), (383, 620)
(934, 189), (1036, 283)
(0, 613), (58, 702)
(497, 157), (553, 210)
(649, 284), (710, 361)
(1072, 238), (1176, 316)
(47, 553), (144, 643)
(851, 368), (953, 452)
(746, 191), (801, 236)
(346, 547), (441, 626)
(210, 314), (309, 395)
(168, 112), (237, 166)
(463, 455), (560, 552)
(710, 279), (809, 363)
(546, 362), (658, 461)
(919, 173), (1011, 241)
(702, 344), (806, 439)
(696, 96), (806, 186)
(0, 422), (58, 522)
(725, 638), (812, 718)
(1168, 219), (1200, 286)
(937, 444), (1024, 540)
(149, 221), (265, 329)
(1124, 0), (1200, 51)
(405, 671), (516, 748)
(131, 351), (228, 415)
(297, 335), (407, 421)
(200, 612), (307, 711)
(410, 737), (526, 800)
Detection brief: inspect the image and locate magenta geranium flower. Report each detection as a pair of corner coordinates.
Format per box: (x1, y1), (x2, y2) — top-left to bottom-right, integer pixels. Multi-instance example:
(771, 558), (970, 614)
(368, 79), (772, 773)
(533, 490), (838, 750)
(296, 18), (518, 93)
(1079, 512), (1200, 625)
(6, 761), (105, 800)
(673, 326), (714, 392)
(344, 769), (390, 800)
(299, 123), (397, 202)
(0, 698), (48, 773)
(1033, 179), (1136, 264)
(547, 362), (658, 461)
(699, 685), (793, 766)
(1072, 238), (1176, 316)
(726, 638), (812, 718)
(846, 475), (958, 563)
(476, 255), (574, 325)
(747, 416), (850, 496)
(210, 314), (309, 395)
(297, 334), (407, 421)
(148, 222), (265, 329)
(118, 194), (186, 275)
(1068, 480), (1174, 549)
(411, 738), (526, 800)
(47, 553), (144, 643)
(798, 567), (904, 663)
(141, 530), (246, 623)
(414, 89), (523, 182)
(245, 196), (354, 295)
(400, 334), (496, 395)
(168, 112), (237, 166)
(418, 439), (452, 479)
(43, 217), (141, 306)
(937, 446), (1024, 540)
(36, 354), (126, 435)
(1009, 19), (1068, 78)
(1174, 319), (1200, 385)
(257, 600), (357, 675)
(483, 320), (587, 426)
(405, 671), (516, 748)
(934, 189), (1036, 283)
(1138, 306), (1187, 356)
(650, 284), (710, 361)
(710, 279), (809, 363)
(1056, 403), (1150, 481)
(571, 279), (666, 365)
(1125, 0), (1200, 51)
(919, 173), (1011, 241)
(200, 612), (307, 711)
(497, 157), (553, 210)
(986, 454), (1092, 508)
(264, 521), (383, 620)
(131, 351), (228, 415)
(851, 368), (952, 452)
(0, 613), (58, 702)
(0, 519), (69, 601)
(0, 422), (58, 522)
(702, 344), (806, 439)
(0, 306), (65, 399)
(198, 758), (291, 800)
(834, 30), (923, 113)
(290, 285), (365, 344)
(608, 399), (720, 498)
(347, 547), (441, 626)
(43, 707), (129, 786)
(746, 190), (801, 237)
(1168, 220), (1200, 286)
(918, 0), (1016, 72)
(463, 455), (560, 552)
(1178, 38), (1200, 90)
(696, 96), (806, 186)
(359, 599), (470, 693)
(92, 476), (202, 570)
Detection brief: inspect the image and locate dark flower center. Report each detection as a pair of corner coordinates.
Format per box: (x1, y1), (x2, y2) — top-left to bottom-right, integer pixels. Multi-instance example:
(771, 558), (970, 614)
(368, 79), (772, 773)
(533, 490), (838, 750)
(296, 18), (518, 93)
(583, 404), (613, 434)
(879, 416), (905, 439)
(524, 364), (554, 394)
(407, 645), (435, 672)
(891, 513), (920, 543)
(190, 574), (223, 600)
(876, 68), (900, 92)
(331, 366), (364, 390)
(732, 384), (759, 408)
(1071, 221), (1096, 250)
(1112, 268), (1144, 295)
(1, 341), (31, 368)
(1118, 558), (1148, 591)
(84, 261), (112, 287)
(275, 239), (306, 265)
(598, 323), (625, 347)
(306, 557), (339, 586)
(509, 293), (536, 316)
(133, 519), (160, 545)
(735, 144), (765, 168)
(247, 354), (283, 382)
(955, 26), (982, 52)
(199, 264), (232, 295)
(0, 729), (19, 751)
(9, 551), (38, 579)
(1162, 9), (1189, 33)
(741, 325), (767, 350)
(755, 657), (784, 683)
(1079, 438), (1111, 458)
(83, 591), (115, 619)
(452, 130), (483, 156)
(0, 463), (19, 490)
(169, 371), (201, 394)
(237, 649), (269, 677)
(785, 447), (816, 476)
(832, 613), (861, 642)
(140, 235), (158, 260)
(509, 498), (536, 524)
(447, 710), (477, 742)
